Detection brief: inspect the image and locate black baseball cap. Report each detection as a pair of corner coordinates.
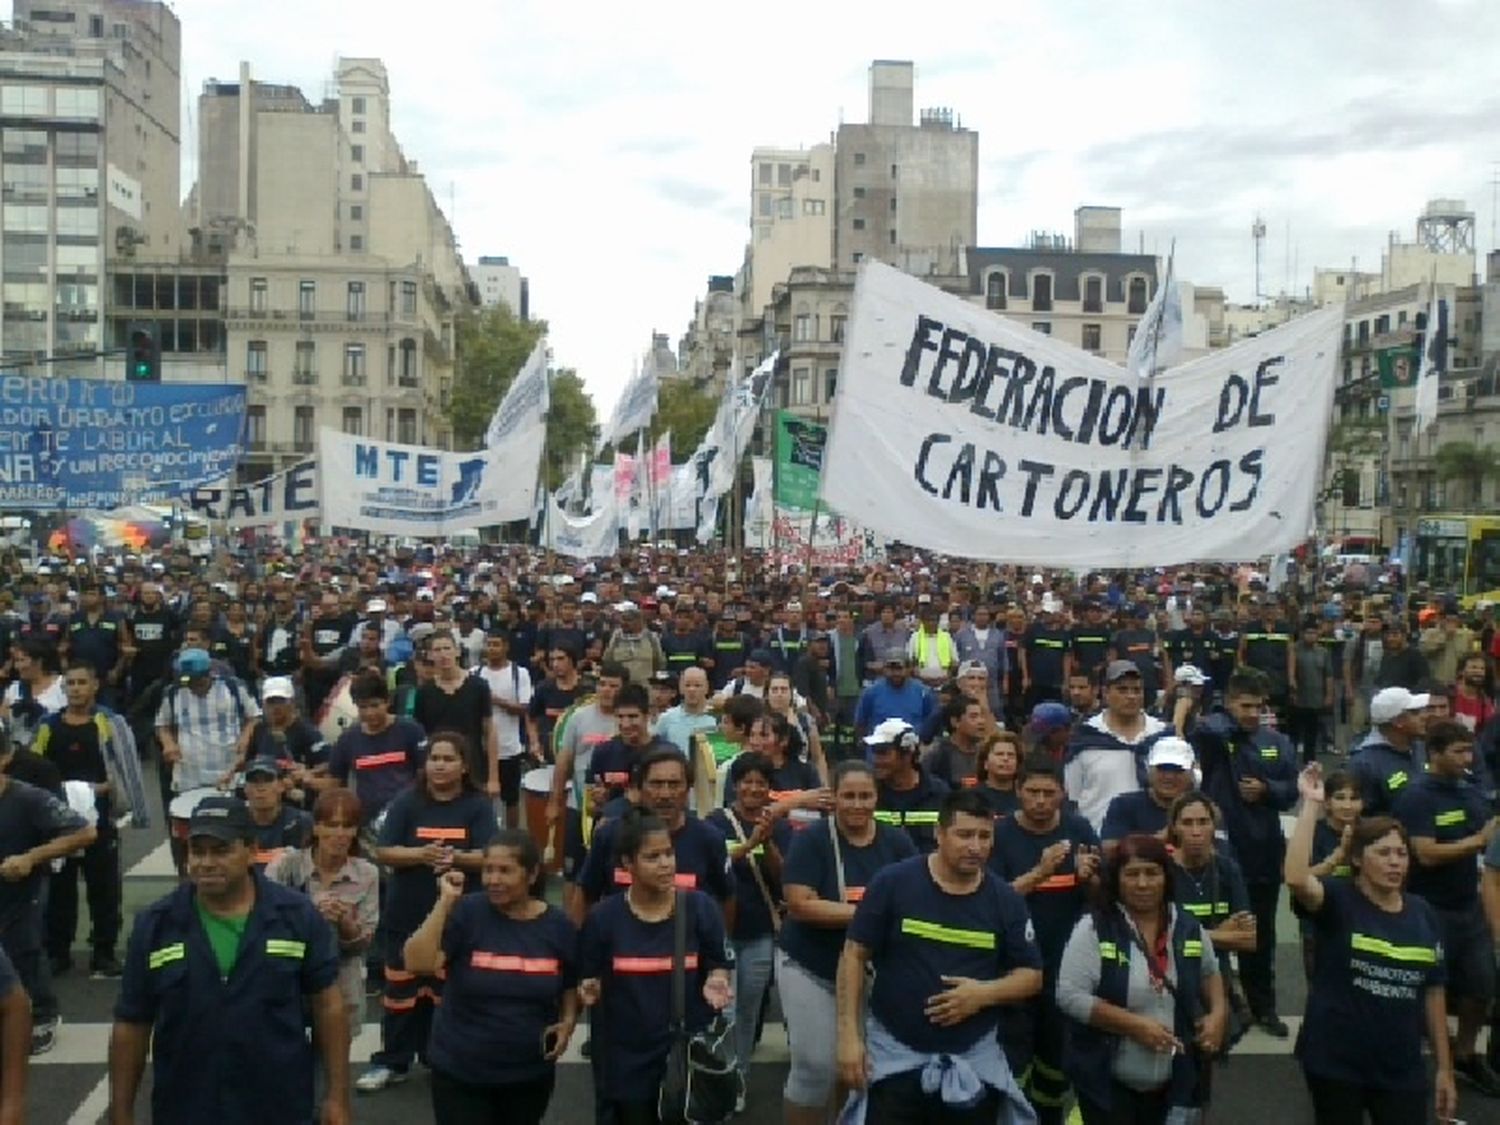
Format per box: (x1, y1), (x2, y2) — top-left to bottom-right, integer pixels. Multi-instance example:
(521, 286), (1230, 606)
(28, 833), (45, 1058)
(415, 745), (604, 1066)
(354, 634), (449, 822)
(187, 796), (253, 842)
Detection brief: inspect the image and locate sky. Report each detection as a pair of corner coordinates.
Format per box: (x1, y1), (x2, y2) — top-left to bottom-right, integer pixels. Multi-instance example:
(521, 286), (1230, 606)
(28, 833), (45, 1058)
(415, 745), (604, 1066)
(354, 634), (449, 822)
(165, 0), (1500, 419)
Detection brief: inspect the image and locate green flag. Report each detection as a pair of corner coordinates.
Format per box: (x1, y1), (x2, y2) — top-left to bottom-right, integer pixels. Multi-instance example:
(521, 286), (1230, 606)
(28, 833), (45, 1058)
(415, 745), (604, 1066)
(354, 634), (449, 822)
(774, 410), (825, 511)
(1377, 345), (1418, 390)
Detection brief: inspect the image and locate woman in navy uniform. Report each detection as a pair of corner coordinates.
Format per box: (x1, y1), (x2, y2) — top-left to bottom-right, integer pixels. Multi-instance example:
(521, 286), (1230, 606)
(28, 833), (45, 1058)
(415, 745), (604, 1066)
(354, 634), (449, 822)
(404, 828), (579, 1125)
(109, 795), (348, 1125)
(579, 809), (733, 1124)
(1285, 763), (1456, 1125)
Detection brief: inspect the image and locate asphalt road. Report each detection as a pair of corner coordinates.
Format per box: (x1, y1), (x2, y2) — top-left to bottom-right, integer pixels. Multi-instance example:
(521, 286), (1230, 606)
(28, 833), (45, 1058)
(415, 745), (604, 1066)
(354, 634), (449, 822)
(34, 757), (1488, 1125)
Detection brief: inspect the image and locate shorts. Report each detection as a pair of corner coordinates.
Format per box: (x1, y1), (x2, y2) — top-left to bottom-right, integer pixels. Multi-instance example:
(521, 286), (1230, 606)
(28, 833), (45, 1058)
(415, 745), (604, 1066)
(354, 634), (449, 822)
(497, 756), (523, 806)
(1436, 901), (1496, 1002)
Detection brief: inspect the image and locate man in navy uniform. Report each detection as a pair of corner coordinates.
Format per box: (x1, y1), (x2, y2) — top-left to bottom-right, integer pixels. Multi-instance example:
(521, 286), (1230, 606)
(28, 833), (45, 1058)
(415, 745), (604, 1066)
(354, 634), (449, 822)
(108, 796), (350, 1125)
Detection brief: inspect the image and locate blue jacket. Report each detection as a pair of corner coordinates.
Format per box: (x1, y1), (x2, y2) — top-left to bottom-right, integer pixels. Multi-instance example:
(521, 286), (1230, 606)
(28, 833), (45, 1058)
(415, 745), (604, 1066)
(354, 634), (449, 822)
(1348, 732), (1425, 819)
(1189, 713), (1297, 884)
(114, 873), (340, 1125)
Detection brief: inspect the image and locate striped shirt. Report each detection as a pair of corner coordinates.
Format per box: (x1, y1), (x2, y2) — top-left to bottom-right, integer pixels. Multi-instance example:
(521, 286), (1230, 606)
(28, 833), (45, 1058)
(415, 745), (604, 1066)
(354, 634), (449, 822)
(155, 677), (261, 790)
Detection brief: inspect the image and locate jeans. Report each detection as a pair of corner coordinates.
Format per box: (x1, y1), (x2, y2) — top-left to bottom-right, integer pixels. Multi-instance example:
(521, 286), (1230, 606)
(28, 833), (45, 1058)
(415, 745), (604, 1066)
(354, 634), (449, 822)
(729, 934), (775, 1079)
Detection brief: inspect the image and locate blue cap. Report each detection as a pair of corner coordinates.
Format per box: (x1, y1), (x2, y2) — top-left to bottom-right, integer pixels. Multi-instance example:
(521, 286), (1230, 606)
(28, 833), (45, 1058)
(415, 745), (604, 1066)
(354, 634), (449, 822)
(175, 648), (211, 677)
(1030, 702), (1074, 734)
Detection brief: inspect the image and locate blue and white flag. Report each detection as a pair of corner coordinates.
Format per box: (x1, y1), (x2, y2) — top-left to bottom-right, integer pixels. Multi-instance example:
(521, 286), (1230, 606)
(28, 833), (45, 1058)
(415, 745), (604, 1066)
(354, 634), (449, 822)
(1126, 258), (1182, 380)
(1414, 289), (1447, 434)
(485, 339), (550, 448)
(597, 359), (660, 451)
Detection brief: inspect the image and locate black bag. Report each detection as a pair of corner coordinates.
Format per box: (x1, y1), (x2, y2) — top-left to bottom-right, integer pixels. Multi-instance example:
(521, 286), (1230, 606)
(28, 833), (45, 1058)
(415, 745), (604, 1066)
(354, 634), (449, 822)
(658, 892), (741, 1125)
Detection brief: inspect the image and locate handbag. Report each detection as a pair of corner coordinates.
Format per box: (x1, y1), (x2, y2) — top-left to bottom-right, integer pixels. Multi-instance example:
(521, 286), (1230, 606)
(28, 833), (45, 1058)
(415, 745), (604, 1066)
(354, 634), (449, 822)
(658, 891), (742, 1125)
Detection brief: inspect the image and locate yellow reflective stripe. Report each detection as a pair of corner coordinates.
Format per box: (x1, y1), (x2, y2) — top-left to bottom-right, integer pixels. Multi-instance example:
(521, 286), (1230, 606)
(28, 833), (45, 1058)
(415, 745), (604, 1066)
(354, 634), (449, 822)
(903, 811), (939, 825)
(1387, 771), (1408, 790)
(1350, 933), (1437, 964)
(1098, 940), (1127, 963)
(1182, 902), (1232, 917)
(1259, 747), (1279, 759)
(148, 943), (185, 970)
(874, 810), (939, 826)
(1434, 810), (1466, 827)
(900, 918), (997, 950)
(1182, 940), (1203, 958)
(265, 939), (306, 959)
(873, 811), (902, 825)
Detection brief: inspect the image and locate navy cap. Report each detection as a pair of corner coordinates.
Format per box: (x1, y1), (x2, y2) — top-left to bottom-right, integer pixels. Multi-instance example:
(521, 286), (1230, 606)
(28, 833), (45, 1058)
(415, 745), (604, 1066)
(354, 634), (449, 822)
(242, 756), (282, 781)
(187, 796), (253, 842)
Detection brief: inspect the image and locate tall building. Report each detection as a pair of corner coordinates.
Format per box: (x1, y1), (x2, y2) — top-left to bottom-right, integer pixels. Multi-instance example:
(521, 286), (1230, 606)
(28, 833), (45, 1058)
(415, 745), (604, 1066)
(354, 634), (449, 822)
(746, 143), (834, 316)
(471, 255), (528, 319)
(187, 58), (472, 470)
(833, 61), (977, 277)
(0, 0), (181, 370)
(676, 274), (736, 387)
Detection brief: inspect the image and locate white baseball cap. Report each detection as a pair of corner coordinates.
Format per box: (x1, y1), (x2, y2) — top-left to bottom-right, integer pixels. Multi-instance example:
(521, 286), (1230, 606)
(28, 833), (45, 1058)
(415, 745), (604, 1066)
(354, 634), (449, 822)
(863, 718), (917, 748)
(580, 592), (598, 604)
(261, 676), (296, 702)
(1147, 737), (1195, 770)
(1174, 664), (1208, 686)
(366, 598), (388, 613)
(1370, 687), (1430, 725)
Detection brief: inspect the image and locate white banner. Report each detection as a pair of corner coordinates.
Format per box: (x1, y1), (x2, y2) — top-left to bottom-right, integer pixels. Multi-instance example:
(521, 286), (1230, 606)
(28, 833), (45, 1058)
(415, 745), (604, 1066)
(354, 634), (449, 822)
(548, 494), (619, 558)
(657, 460), (702, 531)
(598, 361), (659, 450)
(185, 460), (319, 528)
(772, 508), (869, 569)
(823, 261), (1340, 566)
(317, 429), (537, 535)
(485, 339), (550, 448)
(743, 457), (773, 549)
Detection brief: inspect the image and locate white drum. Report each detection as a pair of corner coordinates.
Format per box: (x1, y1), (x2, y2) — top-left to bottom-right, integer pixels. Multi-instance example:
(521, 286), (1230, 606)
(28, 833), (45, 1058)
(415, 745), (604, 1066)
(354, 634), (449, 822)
(168, 787), (220, 841)
(316, 675), (361, 743)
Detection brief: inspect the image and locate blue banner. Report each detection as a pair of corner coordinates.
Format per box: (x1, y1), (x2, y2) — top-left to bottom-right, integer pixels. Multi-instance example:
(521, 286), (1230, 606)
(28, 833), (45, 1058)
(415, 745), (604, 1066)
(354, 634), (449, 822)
(0, 378), (246, 510)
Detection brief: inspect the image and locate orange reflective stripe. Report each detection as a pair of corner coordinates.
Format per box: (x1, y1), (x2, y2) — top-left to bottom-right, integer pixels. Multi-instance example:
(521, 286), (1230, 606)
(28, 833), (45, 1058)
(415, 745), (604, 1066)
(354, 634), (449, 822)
(613, 954), (699, 974)
(253, 848), (287, 867)
(415, 827), (468, 842)
(844, 887), (866, 903)
(1036, 874), (1079, 891)
(601, 771), (630, 785)
(612, 870), (699, 888)
(355, 751), (408, 769)
(384, 966), (417, 983)
(768, 789), (810, 803)
(471, 952), (561, 974)
(961, 776), (979, 788)
(382, 995), (417, 1011)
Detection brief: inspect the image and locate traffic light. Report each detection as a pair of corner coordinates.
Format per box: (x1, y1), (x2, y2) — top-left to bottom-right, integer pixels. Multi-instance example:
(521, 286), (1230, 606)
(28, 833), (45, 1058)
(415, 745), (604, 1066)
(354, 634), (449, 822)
(126, 322), (160, 382)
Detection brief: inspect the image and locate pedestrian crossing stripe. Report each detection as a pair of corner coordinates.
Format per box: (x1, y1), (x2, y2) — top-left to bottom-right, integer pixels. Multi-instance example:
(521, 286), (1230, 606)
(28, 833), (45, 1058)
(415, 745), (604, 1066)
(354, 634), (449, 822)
(32, 1019), (1313, 1067)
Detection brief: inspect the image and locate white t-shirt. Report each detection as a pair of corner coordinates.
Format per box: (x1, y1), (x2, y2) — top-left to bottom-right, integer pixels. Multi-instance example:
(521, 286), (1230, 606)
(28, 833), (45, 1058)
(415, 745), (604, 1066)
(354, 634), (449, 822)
(476, 662), (533, 758)
(3, 676), (66, 747)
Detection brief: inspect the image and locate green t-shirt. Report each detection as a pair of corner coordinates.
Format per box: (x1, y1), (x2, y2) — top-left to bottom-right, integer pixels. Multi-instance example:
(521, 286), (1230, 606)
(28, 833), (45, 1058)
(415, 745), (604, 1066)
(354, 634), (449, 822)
(195, 899), (249, 978)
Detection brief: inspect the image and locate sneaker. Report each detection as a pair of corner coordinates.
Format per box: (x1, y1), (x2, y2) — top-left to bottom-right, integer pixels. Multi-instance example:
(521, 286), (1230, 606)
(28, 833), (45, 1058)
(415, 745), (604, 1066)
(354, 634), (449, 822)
(90, 952), (123, 979)
(29, 1018), (58, 1057)
(1256, 1014), (1290, 1039)
(1455, 1054), (1500, 1097)
(354, 1065), (407, 1093)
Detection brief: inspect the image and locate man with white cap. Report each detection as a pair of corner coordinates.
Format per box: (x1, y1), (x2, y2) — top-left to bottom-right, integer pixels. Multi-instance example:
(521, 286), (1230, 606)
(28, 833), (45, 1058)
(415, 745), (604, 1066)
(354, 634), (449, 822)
(352, 596), (404, 659)
(867, 718), (949, 854)
(1100, 736), (1197, 856)
(1170, 663), (1209, 736)
(1349, 685), (1431, 817)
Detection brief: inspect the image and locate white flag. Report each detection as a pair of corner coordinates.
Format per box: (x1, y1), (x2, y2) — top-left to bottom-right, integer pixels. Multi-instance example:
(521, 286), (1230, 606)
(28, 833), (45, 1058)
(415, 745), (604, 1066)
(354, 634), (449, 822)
(485, 339), (549, 447)
(598, 360), (660, 451)
(743, 457), (774, 548)
(1414, 290), (1446, 434)
(549, 494), (619, 558)
(1126, 263), (1182, 380)
(706, 351), (777, 497)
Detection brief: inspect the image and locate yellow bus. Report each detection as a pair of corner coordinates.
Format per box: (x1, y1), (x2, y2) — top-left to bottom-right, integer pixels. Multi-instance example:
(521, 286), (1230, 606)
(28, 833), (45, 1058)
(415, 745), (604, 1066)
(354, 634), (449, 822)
(1411, 515), (1500, 605)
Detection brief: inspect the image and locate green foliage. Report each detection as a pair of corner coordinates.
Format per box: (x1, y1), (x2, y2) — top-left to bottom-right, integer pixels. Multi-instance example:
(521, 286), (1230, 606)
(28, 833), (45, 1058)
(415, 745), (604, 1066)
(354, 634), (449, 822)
(543, 369), (598, 490)
(1434, 440), (1500, 508)
(449, 306), (547, 449)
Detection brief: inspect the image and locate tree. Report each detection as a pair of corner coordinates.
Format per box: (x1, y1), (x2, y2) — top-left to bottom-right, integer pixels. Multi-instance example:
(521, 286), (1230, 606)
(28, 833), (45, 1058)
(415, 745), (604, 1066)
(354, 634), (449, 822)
(542, 368), (597, 490)
(1434, 440), (1500, 510)
(1320, 419), (1385, 507)
(448, 305), (546, 449)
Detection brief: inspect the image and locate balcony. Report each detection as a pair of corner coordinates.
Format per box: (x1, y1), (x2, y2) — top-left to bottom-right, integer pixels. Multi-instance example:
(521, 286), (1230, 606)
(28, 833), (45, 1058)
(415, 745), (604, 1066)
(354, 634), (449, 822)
(245, 437), (267, 453)
(292, 370), (318, 386)
(245, 369), (268, 383)
(342, 374), (366, 387)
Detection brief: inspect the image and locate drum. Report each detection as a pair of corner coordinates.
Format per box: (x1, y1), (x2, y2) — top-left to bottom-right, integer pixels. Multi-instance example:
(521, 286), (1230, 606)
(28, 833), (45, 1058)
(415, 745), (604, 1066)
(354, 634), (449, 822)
(522, 766), (574, 874)
(168, 787), (220, 841)
(316, 674), (360, 743)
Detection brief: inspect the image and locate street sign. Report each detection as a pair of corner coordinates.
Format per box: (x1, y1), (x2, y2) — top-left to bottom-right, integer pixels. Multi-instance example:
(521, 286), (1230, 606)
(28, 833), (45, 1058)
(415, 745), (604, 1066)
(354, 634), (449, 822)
(1376, 394), (1390, 412)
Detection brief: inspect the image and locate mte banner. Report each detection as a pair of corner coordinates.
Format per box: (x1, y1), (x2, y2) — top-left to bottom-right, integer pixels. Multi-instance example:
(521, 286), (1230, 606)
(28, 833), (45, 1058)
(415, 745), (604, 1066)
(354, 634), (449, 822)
(185, 460), (319, 527)
(0, 377), (245, 510)
(822, 261), (1340, 566)
(317, 430), (535, 535)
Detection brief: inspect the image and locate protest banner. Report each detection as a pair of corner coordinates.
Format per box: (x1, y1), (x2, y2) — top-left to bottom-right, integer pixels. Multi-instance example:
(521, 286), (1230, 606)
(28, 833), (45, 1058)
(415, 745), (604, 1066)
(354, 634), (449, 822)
(548, 493), (620, 558)
(185, 460), (318, 527)
(774, 411), (825, 512)
(821, 261), (1340, 566)
(318, 430), (535, 535)
(0, 378), (245, 510)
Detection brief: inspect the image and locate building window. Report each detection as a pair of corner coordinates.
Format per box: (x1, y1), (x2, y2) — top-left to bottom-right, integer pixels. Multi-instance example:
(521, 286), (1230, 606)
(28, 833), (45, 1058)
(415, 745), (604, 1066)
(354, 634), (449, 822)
(888, 229), (896, 244)
(986, 272), (1006, 310)
(344, 343), (366, 384)
(777, 197), (793, 219)
(1083, 275), (1103, 313)
(1341, 468), (1361, 508)
(1082, 323), (1102, 352)
(246, 340), (267, 381)
(401, 280), (418, 316)
(1127, 276), (1148, 315)
(830, 315), (847, 343)
(351, 120), (365, 134)
(342, 406), (363, 435)
(890, 164), (898, 178)
(295, 341), (316, 384)
(1032, 274), (1053, 312)
(351, 145), (364, 163)
(299, 280), (315, 319)
(824, 368), (838, 403)
(812, 169), (820, 183)
(1032, 322), (1052, 335)
(778, 163), (791, 186)
(350, 204), (363, 220)
(803, 199), (825, 216)
(1375, 314), (1390, 335)
(245, 405), (266, 450)
(293, 406), (315, 452)
(399, 338), (418, 386)
(351, 96), (366, 115)
(249, 277), (267, 314)
(351, 173), (363, 191)
(758, 194), (772, 217)
(853, 218), (865, 231)
(853, 187), (866, 200)
(346, 281), (365, 320)
(792, 367), (811, 405)
(853, 152), (866, 166)
(794, 313), (814, 342)
(758, 162), (772, 186)
(852, 252), (864, 264)
(350, 235), (364, 252)
(398, 408), (417, 444)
